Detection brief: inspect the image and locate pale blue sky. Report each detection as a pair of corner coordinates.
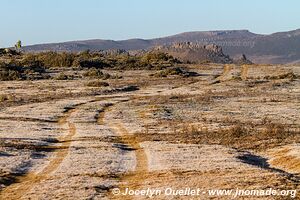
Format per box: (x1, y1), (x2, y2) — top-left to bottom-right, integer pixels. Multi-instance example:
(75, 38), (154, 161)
(0, 0), (299, 47)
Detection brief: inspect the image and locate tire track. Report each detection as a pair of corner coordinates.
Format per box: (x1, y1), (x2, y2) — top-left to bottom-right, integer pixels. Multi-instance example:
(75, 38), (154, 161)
(0, 96), (137, 198)
(241, 65), (249, 80)
(0, 106), (77, 200)
(101, 105), (148, 200)
(219, 64), (232, 81)
(0, 116), (57, 123)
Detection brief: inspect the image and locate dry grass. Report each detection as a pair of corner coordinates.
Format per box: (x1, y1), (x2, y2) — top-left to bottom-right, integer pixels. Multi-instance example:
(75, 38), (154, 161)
(264, 72), (299, 80)
(269, 147), (300, 173)
(0, 94), (16, 103)
(137, 119), (300, 151)
(53, 72), (74, 80)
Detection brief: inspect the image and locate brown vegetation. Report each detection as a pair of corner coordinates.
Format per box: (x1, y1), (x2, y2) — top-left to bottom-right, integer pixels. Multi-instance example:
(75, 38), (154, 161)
(85, 80), (109, 87)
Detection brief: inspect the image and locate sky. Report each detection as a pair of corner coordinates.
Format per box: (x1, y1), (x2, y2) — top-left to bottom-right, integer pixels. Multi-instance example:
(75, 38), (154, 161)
(0, 0), (299, 47)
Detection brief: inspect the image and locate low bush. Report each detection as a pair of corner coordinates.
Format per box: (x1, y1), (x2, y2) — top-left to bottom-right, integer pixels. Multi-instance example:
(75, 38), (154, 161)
(19, 52), (75, 68)
(0, 94), (15, 102)
(83, 68), (121, 79)
(74, 58), (110, 69)
(85, 80), (109, 87)
(0, 94), (8, 102)
(0, 50), (180, 81)
(53, 72), (74, 80)
(83, 68), (111, 79)
(264, 72), (298, 80)
(0, 62), (23, 81)
(0, 60), (49, 81)
(151, 67), (198, 77)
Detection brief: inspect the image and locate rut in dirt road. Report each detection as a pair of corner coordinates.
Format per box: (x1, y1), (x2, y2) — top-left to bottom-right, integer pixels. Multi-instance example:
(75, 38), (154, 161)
(101, 105), (148, 199)
(0, 106), (78, 200)
(241, 65), (249, 80)
(220, 65), (232, 80)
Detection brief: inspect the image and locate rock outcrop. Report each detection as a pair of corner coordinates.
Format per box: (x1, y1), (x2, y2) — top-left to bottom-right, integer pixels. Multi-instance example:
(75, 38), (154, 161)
(153, 42), (233, 64)
(234, 54), (253, 65)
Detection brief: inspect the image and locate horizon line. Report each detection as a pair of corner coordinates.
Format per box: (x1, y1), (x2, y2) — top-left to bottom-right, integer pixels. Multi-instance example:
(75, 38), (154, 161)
(10, 28), (300, 47)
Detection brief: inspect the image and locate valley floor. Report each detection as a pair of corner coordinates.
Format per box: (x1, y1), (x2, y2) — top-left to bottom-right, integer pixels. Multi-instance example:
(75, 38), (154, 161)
(0, 64), (299, 199)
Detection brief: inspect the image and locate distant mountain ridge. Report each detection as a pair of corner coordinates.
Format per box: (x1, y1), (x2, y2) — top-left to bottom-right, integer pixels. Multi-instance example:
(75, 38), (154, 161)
(23, 29), (300, 64)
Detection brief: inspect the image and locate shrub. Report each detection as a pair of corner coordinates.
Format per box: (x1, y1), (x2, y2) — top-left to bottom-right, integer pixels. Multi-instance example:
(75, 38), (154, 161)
(83, 68), (110, 79)
(83, 68), (121, 79)
(0, 60), (49, 81)
(1, 50), (181, 74)
(22, 52), (75, 68)
(141, 51), (174, 64)
(41, 52), (75, 68)
(223, 124), (249, 139)
(85, 80), (109, 87)
(0, 94), (15, 102)
(0, 94), (8, 102)
(264, 72), (298, 80)
(0, 62), (22, 81)
(75, 59), (109, 69)
(152, 67), (198, 77)
(21, 54), (44, 67)
(53, 72), (73, 80)
(113, 55), (140, 69)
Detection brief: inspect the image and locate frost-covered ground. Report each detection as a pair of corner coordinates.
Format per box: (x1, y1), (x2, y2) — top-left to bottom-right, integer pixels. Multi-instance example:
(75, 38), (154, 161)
(0, 65), (299, 199)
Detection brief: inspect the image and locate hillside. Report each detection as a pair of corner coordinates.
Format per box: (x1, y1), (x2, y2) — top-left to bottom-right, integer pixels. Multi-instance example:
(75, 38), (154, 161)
(23, 29), (300, 64)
